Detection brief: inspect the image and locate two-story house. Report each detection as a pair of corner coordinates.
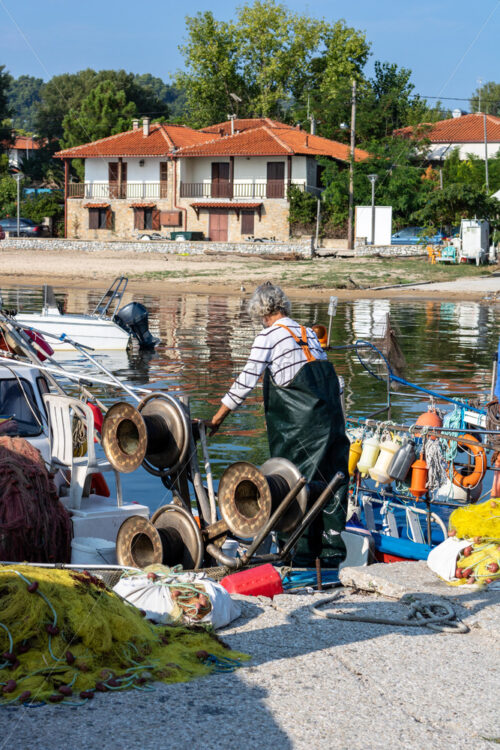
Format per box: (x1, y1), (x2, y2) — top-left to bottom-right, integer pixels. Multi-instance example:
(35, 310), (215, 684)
(396, 112), (500, 163)
(55, 117), (369, 241)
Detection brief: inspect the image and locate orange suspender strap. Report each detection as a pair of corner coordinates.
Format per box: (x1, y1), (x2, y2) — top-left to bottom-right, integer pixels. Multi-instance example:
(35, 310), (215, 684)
(275, 324), (316, 363)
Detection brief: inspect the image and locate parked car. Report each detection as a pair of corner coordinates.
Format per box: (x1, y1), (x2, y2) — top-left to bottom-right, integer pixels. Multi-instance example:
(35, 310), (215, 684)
(0, 225), (5, 241)
(0, 217), (49, 237)
(391, 226), (446, 245)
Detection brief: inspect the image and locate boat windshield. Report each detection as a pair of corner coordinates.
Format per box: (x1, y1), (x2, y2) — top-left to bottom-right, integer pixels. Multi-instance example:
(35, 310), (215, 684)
(0, 377), (44, 437)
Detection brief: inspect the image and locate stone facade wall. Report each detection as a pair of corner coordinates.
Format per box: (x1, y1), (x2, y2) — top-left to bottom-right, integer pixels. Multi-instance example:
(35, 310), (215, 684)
(5, 236), (314, 258)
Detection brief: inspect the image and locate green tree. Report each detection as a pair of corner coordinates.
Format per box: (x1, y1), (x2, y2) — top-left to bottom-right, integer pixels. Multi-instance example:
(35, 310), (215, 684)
(176, 2), (365, 127)
(470, 81), (500, 116)
(7, 75), (43, 130)
(22, 192), (63, 224)
(61, 80), (137, 148)
(36, 69), (169, 140)
(133, 73), (185, 119)
(319, 136), (433, 230)
(176, 11), (246, 127)
(61, 80), (137, 180)
(0, 65), (13, 152)
(0, 175), (19, 217)
(235, 0), (324, 117)
(413, 183), (500, 228)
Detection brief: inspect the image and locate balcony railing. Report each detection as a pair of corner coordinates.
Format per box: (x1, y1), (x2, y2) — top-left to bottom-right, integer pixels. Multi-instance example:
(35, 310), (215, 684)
(178, 181), (321, 199)
(68, 183), (167, 199)
(67, 181), (322, 200)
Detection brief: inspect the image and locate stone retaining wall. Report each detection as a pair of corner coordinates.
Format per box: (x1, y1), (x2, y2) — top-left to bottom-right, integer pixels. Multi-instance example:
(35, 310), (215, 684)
(354, 243), (428, 257)
(3, 236), (314, 258)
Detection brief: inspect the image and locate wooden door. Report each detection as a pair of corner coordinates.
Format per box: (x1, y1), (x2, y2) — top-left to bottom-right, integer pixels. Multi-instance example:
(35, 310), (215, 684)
(211, 162), (230, 198)
(209, 209), (228, 241)
(266, 162), (285, 198)
(108, 163), (118, 198)
(241, 210), (254, 235)
(160, 162), (168, 198)
(120, 162), (127, 198)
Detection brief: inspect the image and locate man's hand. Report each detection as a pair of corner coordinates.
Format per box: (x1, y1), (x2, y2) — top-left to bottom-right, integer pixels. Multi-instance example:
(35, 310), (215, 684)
(204, 405), (231, 437)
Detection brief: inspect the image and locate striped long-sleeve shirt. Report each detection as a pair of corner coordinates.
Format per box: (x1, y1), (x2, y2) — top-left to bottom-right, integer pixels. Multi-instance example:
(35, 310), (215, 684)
(222, 316), (326, 410)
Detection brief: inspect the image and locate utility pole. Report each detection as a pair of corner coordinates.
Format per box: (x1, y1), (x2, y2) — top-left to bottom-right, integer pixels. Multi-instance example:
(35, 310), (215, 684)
(347, 80), (357, 250)
(15, 174), (22, 237)
(484, 113), (489, 192)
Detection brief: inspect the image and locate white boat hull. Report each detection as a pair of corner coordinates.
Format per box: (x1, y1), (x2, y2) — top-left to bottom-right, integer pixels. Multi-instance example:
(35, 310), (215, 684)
(16, 312), (130, 351)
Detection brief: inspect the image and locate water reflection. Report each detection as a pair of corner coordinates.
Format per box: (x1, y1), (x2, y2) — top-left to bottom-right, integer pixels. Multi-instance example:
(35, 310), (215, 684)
(1, 285), (497, 510)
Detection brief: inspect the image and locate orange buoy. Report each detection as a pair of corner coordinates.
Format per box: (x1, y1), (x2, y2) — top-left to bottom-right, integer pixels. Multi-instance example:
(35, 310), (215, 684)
(415, 408), (442, 440)
(452, 433), (487, 489)
(492, 453), (500, 499)
(312, 324), (328, 348)
(409, 457), (428, 499)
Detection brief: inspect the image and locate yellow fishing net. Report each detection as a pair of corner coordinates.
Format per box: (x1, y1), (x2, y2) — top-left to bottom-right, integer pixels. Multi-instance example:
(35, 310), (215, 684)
(0, 565), (247, 706)
(448, 500), (500, 586)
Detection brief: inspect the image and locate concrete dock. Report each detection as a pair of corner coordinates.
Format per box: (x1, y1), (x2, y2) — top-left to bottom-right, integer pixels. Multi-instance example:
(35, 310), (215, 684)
(3, 562), (499, 749)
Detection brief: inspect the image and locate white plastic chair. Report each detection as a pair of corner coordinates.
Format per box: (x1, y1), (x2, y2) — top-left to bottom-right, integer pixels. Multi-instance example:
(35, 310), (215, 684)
(43, 394), (122, 509)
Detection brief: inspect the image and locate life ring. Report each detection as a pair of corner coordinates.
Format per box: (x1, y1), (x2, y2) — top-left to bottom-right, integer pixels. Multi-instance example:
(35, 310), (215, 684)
(90, 472), (110, 497)
(452, 433), (487, 489)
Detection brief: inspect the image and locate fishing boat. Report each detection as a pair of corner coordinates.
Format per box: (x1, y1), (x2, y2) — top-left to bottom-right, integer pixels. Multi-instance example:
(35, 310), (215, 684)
(333, 322), (498, 566)
(10, 278), (158, 351)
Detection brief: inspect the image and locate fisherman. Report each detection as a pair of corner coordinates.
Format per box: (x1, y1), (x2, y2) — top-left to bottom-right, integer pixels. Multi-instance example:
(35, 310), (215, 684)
(207, 281), (349, 568)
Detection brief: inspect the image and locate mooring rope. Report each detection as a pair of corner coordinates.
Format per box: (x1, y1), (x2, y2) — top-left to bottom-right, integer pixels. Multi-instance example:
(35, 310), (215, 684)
(310, 592), (469, 634)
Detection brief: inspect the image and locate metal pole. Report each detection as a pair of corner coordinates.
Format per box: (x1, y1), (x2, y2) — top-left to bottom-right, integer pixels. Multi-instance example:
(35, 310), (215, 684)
(371, 179), (376, 245)
(347, 80), (356, 250)
(315, 198), (321, 251)
(484, 113), (489, 192)
(16, 175), (21, 237)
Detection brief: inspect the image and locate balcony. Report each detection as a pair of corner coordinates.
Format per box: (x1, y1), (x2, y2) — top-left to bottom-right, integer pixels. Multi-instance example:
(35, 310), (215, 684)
(179, 181), (317, 199)
(68, 183), (167, 199)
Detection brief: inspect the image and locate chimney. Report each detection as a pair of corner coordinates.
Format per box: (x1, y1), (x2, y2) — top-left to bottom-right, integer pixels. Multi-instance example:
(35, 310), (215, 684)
(305, 134), (309, 147)
(132, 119), (140, 131)
(142, 117), (150, 137)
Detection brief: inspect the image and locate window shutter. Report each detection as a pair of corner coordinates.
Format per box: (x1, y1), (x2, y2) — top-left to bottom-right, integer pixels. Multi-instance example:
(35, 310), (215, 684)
(88, 208), (98, 230)
(134, 208), (144, 230)
(105, 209), (113, 230)
(241, 210), (254, 235)
(152, 208), (161, 230)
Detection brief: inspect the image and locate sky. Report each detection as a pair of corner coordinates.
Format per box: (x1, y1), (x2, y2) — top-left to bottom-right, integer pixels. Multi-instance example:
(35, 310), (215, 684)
(1, 0), (499, 109)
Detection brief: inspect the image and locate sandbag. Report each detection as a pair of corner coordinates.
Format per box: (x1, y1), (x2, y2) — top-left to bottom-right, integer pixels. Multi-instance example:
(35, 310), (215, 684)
(114, 568), (241, 629)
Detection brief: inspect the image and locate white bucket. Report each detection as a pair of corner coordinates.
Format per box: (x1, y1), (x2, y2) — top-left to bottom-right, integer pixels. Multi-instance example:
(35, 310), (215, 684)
(71, 536), (117, 565)
(221, 539), (240, 559)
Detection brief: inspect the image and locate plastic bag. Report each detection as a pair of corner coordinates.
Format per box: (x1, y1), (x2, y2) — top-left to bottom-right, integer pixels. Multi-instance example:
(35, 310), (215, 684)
(113, 569), (241, 629)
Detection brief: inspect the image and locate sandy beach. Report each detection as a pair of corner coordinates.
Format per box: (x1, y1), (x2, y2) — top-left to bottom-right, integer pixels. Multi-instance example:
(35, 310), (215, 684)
(0, 245), (497, 301)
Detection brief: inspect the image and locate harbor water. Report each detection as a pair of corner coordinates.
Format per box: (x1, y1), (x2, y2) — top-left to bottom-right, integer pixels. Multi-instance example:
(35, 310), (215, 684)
(2, 285), (498, 511)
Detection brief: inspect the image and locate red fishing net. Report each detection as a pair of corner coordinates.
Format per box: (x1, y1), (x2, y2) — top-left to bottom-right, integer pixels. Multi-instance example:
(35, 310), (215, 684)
(0, 436), (71, 562)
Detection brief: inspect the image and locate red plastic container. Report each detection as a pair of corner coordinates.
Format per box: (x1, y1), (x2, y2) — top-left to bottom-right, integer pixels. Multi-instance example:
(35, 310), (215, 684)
(221, 563), (284, 599)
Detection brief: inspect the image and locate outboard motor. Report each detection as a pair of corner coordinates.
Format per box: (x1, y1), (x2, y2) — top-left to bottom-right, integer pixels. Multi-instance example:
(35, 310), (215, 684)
(114, 302), (159, 349)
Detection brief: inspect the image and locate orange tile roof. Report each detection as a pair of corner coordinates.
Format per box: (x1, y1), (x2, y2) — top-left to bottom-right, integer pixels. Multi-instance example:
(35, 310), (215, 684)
(178, 126), (370, 161)
(396, 113), (500, 143)
(11, 137), (40, 150)
(83, 202), (110, 208)
(55, 123), (213, 159)
(200, 118), (294, 135)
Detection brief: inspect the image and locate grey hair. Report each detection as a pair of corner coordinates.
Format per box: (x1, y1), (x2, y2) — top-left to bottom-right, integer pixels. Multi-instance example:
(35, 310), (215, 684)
(247, 282), (291, 324)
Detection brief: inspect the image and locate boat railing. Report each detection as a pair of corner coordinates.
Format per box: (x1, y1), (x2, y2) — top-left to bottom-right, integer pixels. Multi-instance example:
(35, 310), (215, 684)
(92, 276), (128, 319)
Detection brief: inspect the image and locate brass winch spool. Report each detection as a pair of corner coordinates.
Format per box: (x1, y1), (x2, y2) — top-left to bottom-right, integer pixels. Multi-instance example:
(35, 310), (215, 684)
(151, 505), (204, 570)
(102, 393), (190, 476)
(217, 457), (308, 540)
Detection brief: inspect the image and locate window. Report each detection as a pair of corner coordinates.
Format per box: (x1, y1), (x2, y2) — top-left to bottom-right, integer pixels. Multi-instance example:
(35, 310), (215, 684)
(133, 207), (160, 231)
(241, 210), (254, 235)
(88, 208), (112, 230)
(0, 377), (43, 437)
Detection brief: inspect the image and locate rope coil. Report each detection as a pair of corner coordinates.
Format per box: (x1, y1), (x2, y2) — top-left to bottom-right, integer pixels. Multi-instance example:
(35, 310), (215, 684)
(311, 592), (469, 634)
